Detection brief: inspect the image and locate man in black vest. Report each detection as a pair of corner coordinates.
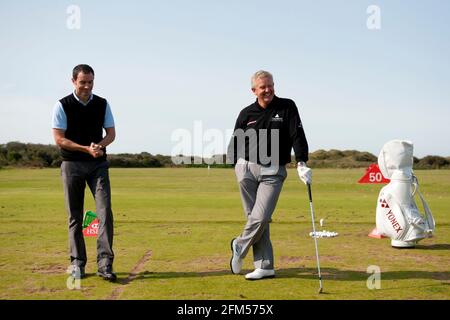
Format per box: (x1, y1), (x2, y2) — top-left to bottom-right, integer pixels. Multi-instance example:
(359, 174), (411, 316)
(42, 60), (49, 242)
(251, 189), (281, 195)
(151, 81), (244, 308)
(52, 64), (117, 281)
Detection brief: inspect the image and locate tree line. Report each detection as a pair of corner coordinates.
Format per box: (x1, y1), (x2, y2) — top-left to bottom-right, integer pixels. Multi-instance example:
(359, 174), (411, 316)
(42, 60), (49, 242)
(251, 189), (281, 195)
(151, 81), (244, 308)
(1, 142), (449, 169)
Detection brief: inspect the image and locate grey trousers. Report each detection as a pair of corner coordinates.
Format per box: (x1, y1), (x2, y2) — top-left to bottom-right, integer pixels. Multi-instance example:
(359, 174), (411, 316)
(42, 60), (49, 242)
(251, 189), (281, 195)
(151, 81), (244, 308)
(234, 160), (287, 270)
(61, 160), (114, 269)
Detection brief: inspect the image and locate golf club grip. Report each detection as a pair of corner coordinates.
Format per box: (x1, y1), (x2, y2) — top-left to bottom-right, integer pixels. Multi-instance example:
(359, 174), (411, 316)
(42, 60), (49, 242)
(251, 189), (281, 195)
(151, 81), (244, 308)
(307, 183), (312, 202)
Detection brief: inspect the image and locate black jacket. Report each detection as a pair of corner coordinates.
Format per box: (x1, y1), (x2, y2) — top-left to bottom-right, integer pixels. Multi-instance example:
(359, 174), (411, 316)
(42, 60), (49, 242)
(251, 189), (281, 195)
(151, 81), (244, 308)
(227, 96), (308, 165)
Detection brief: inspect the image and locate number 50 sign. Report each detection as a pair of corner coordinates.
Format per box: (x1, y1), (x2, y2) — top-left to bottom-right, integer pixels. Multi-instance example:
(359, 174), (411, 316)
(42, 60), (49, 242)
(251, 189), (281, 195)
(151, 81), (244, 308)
(358, 164), (390, 184)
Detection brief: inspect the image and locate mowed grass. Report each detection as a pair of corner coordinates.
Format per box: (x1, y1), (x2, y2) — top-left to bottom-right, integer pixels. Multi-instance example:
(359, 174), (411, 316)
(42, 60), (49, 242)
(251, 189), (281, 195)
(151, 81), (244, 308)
(0, 167), (448, 300)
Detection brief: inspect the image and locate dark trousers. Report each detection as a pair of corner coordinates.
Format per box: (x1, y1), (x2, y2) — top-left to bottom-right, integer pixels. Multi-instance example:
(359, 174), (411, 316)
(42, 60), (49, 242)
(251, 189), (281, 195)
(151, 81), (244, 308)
(61, 160), (114, 269)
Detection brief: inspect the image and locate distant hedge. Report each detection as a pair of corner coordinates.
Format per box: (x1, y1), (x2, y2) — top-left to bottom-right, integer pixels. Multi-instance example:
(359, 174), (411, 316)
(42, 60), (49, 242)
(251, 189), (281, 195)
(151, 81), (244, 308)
(1, 142), (449, 169)
(0, 142), (61, 168)
(307, 149), (378, 168)
(415, 155), (450, 169)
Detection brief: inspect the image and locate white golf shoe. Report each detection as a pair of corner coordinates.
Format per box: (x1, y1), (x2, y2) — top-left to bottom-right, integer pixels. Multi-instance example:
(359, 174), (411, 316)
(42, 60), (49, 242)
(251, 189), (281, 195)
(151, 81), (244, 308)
(230, 238), (243, 274)
(245, 268), (275, 280)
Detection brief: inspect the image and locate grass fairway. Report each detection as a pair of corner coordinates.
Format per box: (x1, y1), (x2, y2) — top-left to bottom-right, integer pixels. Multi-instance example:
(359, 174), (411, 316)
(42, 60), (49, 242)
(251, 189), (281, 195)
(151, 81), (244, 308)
(0, 167), (448, 300)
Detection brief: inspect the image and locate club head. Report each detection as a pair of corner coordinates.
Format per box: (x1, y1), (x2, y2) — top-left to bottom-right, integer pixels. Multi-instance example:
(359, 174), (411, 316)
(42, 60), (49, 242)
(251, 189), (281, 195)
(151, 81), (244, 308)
(318, 287), (323, 294)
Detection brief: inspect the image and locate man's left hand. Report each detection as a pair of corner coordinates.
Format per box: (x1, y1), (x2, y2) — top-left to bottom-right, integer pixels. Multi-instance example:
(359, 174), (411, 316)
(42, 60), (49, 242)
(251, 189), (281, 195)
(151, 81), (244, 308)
(297, 162), (312, 185)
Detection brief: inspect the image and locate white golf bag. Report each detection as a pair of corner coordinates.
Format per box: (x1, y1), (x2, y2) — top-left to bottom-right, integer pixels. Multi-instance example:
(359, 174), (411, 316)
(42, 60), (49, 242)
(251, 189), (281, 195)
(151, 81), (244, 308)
(376, 140), (435, 248)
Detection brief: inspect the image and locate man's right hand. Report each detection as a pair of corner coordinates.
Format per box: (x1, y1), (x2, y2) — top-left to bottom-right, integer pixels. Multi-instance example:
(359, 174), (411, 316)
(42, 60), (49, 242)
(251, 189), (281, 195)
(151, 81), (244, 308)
(88, 143), (104, 158)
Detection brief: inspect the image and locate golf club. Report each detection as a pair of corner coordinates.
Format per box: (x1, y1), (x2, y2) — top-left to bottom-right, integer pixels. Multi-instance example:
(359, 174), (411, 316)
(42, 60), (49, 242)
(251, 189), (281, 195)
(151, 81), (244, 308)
(307, 183), (323, 294)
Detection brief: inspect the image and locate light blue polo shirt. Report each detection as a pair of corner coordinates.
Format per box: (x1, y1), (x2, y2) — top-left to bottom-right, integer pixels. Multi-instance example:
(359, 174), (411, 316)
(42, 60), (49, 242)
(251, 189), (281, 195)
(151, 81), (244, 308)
(52, 91), (115, 130)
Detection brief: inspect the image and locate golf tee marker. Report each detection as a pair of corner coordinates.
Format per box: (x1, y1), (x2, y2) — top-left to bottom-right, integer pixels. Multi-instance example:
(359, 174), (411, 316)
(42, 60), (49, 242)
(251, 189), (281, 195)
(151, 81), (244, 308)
(358, 163), (390, 184)
(82, 210), (98, 237)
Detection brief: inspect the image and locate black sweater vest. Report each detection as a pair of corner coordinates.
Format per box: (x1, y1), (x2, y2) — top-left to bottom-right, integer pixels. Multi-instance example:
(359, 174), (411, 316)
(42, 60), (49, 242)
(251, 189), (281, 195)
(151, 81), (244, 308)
(59, 93), (107, 161)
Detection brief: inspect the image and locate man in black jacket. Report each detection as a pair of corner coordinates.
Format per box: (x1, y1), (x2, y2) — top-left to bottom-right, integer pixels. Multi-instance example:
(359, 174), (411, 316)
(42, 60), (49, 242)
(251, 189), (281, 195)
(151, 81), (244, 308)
(52, 64), (117, 281)
(227, 70), (312, 280)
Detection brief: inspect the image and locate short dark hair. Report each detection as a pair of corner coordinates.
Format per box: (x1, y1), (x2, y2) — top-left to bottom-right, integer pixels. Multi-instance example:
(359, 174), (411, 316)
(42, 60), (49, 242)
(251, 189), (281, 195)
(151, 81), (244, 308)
(72, 64), (95, 80)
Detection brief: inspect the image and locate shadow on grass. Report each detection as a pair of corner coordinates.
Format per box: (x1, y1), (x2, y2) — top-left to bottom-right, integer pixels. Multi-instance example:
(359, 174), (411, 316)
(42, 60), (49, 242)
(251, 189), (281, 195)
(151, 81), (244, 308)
(112, 267), (449, 284)
(275, 268), (449, 282)
(414, 244), (450, 250)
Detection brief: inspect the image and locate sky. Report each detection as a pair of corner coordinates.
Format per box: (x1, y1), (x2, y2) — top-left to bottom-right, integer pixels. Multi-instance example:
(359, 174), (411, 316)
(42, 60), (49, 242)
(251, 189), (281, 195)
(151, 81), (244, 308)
(1, 0), (449, 158)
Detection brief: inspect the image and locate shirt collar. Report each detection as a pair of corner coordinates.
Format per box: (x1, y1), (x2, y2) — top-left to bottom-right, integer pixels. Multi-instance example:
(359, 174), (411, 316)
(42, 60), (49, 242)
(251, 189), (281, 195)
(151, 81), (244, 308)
(73, 91), (93, 106)
(255, 95), (278, 110)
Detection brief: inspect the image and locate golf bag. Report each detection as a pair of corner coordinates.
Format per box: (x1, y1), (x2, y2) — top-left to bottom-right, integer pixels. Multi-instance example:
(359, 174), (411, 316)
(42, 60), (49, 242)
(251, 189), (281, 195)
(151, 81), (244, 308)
(376, 140), (435, 248)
